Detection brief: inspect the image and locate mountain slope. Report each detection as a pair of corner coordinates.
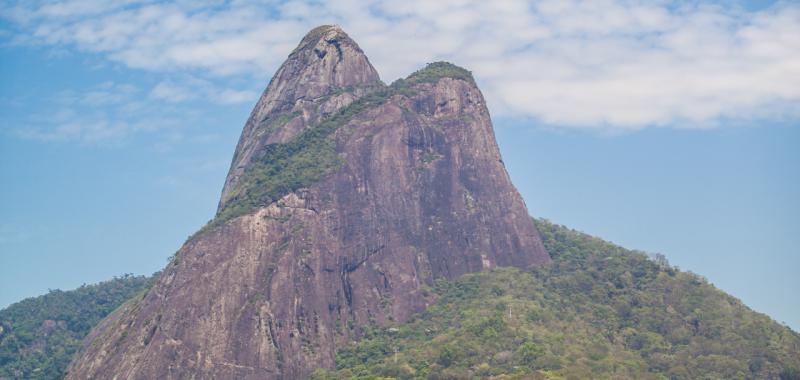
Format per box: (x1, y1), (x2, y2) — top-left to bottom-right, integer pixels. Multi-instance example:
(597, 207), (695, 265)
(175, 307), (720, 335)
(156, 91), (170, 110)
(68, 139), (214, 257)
(5, 217), (798, 379)
(311, 219), (800, 380)
(65, 26), (549, 379)
(0, 275), (153, 379)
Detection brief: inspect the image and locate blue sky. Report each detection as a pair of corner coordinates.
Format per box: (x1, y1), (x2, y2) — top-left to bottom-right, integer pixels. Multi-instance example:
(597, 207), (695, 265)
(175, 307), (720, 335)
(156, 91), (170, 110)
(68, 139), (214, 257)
(0, 0), (798, 331)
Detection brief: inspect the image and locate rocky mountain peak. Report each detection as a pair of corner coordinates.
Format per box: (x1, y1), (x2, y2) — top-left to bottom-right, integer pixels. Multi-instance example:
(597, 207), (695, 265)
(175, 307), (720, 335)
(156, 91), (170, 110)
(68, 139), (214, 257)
(66, 26), (549, 380)
(218, 25), (382, 211)
(283, 24), (379, 95)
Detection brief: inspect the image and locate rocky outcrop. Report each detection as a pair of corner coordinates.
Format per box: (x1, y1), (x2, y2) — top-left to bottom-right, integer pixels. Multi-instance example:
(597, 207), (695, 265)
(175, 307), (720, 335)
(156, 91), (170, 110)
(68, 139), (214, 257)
(219, 25), (382, 212)
(66, 26), (549, 380)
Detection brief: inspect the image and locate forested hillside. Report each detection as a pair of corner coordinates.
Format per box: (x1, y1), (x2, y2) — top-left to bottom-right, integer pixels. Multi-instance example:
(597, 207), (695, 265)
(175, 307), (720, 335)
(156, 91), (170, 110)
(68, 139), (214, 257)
(0, 275), (153, 379)
(311, 219), (800, 379)
(3, 220), (798, 379)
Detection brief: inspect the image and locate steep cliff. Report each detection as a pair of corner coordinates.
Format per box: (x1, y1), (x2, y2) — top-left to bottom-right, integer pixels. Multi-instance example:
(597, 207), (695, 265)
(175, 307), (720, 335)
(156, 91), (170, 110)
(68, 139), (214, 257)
(66, 25), (549, 379)
(218, 25), (383, 213)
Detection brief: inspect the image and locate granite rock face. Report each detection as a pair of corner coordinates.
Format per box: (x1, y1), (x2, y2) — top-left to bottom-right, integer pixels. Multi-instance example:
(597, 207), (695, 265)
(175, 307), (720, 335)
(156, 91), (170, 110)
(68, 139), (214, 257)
(67, 25), (549, 380)
(219, 25), (382, 211)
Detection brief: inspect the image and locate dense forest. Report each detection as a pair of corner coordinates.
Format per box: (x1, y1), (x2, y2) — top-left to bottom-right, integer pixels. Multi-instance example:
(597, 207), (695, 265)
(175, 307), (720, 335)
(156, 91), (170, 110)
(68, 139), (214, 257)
(0, 274), (153, 379)
(311, 219), (800, 379)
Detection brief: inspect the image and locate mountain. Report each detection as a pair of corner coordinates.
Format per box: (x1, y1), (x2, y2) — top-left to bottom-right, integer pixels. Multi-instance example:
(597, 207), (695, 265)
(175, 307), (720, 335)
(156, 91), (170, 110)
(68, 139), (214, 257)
(65, 25), (549, 379)
(0, 275), (153, 379)
(4, 219), (799, 379)
(310, 219), (800, 379)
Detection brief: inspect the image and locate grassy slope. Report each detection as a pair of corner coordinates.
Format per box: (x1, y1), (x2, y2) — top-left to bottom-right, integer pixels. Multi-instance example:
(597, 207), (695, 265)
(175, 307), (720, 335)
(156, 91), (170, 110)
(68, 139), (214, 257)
(0, 275), (153, 380)
(311, 219), (800, 380)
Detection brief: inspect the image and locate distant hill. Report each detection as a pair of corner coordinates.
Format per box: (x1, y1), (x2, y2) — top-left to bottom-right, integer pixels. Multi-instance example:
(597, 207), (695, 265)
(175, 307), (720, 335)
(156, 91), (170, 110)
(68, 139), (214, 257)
(310, 219), (800, 379)
(0, 274), (153, 379)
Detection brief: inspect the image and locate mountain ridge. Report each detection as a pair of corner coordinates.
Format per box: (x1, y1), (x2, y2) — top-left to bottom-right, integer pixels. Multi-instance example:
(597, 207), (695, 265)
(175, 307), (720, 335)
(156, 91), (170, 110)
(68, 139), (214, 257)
(213, 60), (483, 226)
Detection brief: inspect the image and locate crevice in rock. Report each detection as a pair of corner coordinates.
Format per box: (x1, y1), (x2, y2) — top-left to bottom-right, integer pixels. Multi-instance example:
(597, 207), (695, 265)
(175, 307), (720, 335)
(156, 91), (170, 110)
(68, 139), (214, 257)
(325, 39), (343, 62)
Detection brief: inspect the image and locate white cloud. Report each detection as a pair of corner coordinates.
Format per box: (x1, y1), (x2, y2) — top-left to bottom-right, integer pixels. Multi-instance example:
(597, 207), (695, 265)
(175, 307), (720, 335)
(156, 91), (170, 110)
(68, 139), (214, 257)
(2, 0), (799, 130)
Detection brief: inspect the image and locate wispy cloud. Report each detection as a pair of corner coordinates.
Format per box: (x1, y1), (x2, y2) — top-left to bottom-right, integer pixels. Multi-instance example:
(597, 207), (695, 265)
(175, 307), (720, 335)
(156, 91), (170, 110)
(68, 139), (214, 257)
(149, 75), (258, 104)
(150, 81), (195, 103)
(2, 0), (799, 130)
(6, 81), (187, 144)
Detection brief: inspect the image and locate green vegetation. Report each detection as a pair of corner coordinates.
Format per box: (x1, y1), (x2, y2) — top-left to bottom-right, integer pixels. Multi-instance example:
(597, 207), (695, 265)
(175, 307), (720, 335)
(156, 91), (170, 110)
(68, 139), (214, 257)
(397, 62), (475, 87)
(215, 62), (476, 226)
(0, 274), (153, 379)
(216, 88), (393, 224)
(311, 219), (800, 380)
(3, 219), (799, 379)
(265, 111), (300, 133)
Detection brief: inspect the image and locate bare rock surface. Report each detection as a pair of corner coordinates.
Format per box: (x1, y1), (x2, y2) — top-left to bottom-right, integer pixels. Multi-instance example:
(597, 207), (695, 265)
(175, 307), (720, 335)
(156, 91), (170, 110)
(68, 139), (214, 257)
(66, 25), (549, 380)
(219, 25), (382, 211)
